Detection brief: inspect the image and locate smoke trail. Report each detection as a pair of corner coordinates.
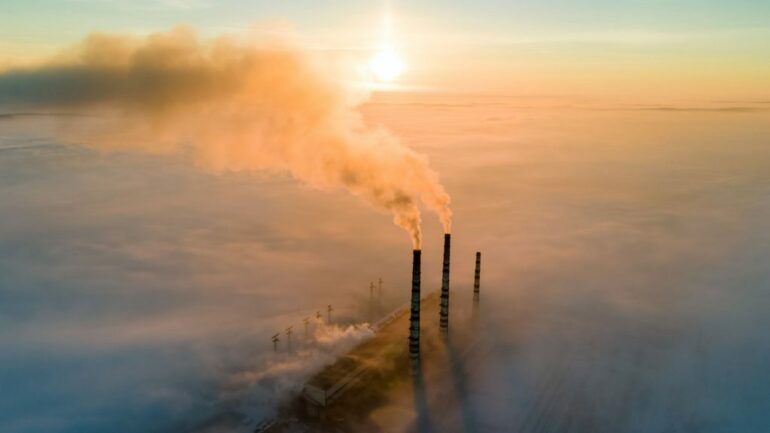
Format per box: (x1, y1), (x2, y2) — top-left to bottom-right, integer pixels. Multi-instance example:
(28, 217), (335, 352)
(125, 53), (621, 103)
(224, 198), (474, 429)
(0, 26), (451, 246)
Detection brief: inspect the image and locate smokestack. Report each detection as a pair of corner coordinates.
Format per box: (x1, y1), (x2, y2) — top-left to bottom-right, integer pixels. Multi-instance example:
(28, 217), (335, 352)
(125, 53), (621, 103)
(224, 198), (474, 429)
(473, 252), (481, 300)
(439, 234), (451, 332)
(409, 249), (422, 360)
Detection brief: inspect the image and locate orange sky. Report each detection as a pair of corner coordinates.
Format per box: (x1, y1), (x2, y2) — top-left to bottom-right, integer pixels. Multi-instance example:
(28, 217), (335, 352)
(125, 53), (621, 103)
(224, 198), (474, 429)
(1, 2), (769, 103)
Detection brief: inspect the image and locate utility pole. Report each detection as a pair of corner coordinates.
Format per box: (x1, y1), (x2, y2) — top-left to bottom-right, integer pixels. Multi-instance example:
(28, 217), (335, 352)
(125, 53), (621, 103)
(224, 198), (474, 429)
(369, 281), (375, 321)
(303, 317), (310, 339)
(271, 333), (280, 353)
(286, 326), (293, 353)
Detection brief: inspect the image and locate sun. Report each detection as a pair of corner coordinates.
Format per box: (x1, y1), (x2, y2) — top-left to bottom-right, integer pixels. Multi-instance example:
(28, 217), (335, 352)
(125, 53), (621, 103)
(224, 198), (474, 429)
(369, 47), (405, 82)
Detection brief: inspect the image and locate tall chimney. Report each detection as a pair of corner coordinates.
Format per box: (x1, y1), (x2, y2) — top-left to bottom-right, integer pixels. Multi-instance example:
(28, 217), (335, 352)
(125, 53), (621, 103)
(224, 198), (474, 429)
(439, 234), (451, 332)
(473, 252), (481, 300)
(409, 249), (422, 360)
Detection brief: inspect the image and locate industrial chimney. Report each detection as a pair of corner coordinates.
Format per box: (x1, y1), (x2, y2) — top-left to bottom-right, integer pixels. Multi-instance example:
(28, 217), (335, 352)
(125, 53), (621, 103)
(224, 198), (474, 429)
(439, 234), (451, 332)
(409, 249), (422, 360)
(473, 251), (481, 300)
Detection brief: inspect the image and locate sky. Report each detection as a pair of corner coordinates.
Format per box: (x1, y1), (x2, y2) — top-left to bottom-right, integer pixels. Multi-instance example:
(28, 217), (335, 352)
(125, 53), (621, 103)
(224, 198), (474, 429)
(1, 0), (769, 100)
(1, 2), (769, 433)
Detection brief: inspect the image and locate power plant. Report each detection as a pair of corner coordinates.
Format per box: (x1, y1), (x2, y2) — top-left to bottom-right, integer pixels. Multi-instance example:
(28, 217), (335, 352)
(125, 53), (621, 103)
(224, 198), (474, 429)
(265, 236), (475, 366)
(246, 238), (484, 432)
(189, 235), (488, 433)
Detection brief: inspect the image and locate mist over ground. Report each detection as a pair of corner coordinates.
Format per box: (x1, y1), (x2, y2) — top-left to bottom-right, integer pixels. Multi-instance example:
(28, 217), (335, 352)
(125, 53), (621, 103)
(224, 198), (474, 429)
(1, 95), (769, 432)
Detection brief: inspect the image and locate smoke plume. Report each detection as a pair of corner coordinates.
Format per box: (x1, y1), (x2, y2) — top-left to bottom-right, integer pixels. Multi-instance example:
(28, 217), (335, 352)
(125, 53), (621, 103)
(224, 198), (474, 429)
(0, 26), (451, 247)
(209, 320), (375, 430)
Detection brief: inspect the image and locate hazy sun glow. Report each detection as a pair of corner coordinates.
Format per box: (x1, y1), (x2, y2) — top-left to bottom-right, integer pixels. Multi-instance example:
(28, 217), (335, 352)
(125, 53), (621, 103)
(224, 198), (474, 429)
(369, 47), (405, 82)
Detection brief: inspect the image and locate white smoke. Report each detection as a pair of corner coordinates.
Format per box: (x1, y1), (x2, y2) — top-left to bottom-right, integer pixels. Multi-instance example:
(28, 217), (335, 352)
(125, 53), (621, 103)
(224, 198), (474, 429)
(207, 320), (374, 429)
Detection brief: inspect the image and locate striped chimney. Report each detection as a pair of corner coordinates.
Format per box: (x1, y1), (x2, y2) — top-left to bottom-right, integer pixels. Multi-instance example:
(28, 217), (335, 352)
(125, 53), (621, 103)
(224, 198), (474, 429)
(409, 249), (422, 359)
(473, 252), (481, 299)
(439, 234), (451, 331)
